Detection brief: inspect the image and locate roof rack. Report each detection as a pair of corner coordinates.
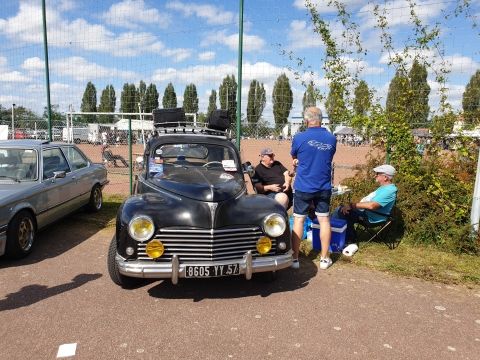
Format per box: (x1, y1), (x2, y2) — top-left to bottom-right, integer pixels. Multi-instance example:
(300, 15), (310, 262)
(153, 121), (230, 138)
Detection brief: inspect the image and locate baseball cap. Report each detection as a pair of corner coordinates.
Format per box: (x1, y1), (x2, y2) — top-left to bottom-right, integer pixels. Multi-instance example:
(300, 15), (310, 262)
(373, 164), (396, 177)
(260, 147), (274, 156)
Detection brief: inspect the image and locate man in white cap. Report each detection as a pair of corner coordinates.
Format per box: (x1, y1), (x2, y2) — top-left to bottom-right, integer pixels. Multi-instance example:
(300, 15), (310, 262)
(332, 164), (398, 245)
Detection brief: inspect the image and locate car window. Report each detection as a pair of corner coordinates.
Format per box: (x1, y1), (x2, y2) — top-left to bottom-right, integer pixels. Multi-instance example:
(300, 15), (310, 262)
(0, 147), (38, 181)
(42, 148), (70, 179)
(149, 143), (239, 177)
(62, 146), (88, 171)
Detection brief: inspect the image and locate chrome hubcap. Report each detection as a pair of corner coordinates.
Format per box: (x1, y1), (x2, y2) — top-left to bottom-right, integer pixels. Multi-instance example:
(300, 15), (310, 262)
(94, 189), (102, 210)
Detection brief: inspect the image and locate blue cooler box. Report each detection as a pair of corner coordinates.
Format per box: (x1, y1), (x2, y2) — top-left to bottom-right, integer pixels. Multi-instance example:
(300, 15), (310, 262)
(311, 218), (347, 252)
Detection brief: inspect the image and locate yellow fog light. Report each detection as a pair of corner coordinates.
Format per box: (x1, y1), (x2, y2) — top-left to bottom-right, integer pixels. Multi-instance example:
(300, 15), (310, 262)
(256, 237), (272, 255)
(146, 240), (164, 259)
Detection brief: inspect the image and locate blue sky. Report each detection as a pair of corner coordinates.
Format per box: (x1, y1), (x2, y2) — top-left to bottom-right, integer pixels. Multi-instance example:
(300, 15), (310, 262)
(0, 0), (479, 122)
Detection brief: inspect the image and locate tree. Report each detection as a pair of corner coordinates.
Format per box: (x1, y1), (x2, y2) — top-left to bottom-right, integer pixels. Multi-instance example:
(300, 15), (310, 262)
(162, 83), (177, 109)
(42, 104), (63, 127)
(207, 90), (217, 118)
(246, 80), (266, 124)
(145, 83), (159, 113)
(386, 69), (410, 119)
(272, 73), (293, 126)
(462, 69), (480, 126)
(353, 80), (371, 116)
(302, 82), (317, 114)
(183, 83), (199, 117)
(98, 85), (116, 123)
(219, 75), (237, 123)
(136, 80), (147, 117)
(408, 59), (430, 127)
(120, 83), (136, 115)
(325, 81), (348, 127)
(80, 81), (97, 123)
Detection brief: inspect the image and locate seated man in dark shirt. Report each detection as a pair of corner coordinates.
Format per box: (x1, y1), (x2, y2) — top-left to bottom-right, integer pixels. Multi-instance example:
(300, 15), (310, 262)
(251, 147), (293, 209)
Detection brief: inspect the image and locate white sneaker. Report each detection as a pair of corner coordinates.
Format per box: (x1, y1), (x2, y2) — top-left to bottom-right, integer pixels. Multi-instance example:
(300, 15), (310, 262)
(319, 257), (332, 270)
(291, 259), (300, 269)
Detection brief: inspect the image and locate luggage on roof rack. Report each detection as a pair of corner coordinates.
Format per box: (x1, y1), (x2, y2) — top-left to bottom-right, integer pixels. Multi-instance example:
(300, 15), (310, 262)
(153, 108), (186, 127)
(207, 109), (230, 131)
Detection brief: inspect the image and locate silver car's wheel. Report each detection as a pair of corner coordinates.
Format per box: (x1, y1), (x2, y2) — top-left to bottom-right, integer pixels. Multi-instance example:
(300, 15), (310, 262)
(6, 210), (36, 259)
(87, 185), (102, 212)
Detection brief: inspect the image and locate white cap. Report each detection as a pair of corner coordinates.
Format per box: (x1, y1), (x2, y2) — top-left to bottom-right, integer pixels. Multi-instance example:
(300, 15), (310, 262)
(373, 164), (396, 177)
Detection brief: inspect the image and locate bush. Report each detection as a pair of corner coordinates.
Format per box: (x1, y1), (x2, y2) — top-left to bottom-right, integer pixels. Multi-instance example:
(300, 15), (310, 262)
(342, 143), (480, 255)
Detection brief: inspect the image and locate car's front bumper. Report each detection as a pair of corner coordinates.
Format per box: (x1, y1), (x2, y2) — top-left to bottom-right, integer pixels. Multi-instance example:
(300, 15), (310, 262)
(116, 250), (293, 284)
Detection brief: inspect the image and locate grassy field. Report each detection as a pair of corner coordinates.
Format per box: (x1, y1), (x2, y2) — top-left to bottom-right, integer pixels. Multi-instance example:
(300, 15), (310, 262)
(98, 195), (479, 287)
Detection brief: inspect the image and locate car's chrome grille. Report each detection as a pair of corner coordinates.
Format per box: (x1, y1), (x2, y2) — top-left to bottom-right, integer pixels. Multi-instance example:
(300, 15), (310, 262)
(137, 226), (276, 262)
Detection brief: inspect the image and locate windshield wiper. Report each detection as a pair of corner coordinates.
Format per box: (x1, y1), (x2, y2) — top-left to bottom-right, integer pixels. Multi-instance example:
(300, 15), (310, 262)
(0, 175), (20, 183)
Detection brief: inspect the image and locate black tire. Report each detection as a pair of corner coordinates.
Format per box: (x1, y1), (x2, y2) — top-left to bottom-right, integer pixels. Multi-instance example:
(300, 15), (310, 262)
(107, 235), (140, 288)
(87, 185), (102, 212)
(6, 210), (36, 259)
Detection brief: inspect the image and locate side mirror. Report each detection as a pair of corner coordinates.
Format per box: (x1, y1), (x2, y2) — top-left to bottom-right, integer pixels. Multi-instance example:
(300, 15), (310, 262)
(53, 171), (66, 179)
(243, 161), (255, 178)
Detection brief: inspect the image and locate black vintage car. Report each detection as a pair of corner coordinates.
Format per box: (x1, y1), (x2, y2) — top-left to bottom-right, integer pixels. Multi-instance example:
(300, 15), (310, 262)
(108, 109), (292, 287)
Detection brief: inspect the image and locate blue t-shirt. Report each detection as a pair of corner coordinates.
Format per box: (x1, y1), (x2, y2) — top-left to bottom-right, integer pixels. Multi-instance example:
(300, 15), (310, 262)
(360, 184), (397, 223)
(290, 127), (336, 192)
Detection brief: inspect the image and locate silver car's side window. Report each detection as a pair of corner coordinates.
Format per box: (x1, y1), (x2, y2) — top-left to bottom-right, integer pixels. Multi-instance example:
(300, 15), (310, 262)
(62, 146), (88, 171)
(42, 148), (70, 179)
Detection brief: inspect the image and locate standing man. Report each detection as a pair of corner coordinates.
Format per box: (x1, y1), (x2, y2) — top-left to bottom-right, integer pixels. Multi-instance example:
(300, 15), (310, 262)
(252, 147), (293, 209)
(290, 107), (337, 270)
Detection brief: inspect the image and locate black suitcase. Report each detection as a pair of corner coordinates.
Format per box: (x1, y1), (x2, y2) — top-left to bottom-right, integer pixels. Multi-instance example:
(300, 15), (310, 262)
(153, 108), (186, 127)
(207, 109), (230, 131)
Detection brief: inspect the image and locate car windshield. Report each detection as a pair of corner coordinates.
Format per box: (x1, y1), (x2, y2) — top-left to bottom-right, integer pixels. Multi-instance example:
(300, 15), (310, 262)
(148, 143), (239, 176)
(0, 147), (38, 182)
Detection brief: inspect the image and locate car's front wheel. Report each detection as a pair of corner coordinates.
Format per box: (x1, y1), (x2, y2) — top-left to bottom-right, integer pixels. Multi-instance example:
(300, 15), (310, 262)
(107, 235), (140, 288)
(6, 210), (36, 259)
(87, 185), (102, 212)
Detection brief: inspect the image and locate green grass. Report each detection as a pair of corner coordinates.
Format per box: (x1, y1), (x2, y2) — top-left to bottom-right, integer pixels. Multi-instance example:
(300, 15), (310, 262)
(75, 194), (123, 227)
(302, 240), (480, 287)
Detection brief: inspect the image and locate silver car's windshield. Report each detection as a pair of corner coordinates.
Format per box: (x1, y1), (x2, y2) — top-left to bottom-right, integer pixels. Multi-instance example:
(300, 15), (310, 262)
(0, 148), (38, 182)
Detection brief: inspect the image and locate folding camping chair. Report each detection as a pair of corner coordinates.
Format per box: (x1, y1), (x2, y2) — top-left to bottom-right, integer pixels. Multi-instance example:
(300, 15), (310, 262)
(356, 205), (397, 249)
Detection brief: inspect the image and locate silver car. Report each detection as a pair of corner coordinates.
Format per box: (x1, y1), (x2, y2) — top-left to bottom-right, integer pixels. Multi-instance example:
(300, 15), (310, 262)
(0, 140), (109, 259)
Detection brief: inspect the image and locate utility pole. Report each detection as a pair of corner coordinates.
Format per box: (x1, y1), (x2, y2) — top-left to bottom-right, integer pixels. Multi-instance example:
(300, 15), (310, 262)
(11, 104), (15, 139)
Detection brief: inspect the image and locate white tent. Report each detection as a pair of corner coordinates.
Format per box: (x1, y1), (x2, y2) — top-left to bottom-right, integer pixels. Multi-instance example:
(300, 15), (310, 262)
(115, 118), (154, 131)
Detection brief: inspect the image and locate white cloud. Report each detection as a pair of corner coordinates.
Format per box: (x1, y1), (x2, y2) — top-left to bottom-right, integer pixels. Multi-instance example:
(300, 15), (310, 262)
(202, 31), (266, 52)
(0, 71), (30, 83)
(0, 2), (187, 61)
(286, 20), (324, 50)
(51, 56), (139, 81)
(198, 51), (215, 61)
(166, 1), (234, 25)
(102, 0), (171, 29)
(358, 0), (448, 30)
(293, 0), (366, 13)
(163, 48), (192, 63)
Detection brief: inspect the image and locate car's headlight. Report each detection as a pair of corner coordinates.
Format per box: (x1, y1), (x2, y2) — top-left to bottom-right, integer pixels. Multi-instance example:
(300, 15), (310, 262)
(262, 213), (286, 237)
(128, 215), (155, 242)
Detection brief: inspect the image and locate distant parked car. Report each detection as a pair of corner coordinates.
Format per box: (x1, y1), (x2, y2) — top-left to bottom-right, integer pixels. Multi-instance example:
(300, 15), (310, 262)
(0, 140), (109, 259)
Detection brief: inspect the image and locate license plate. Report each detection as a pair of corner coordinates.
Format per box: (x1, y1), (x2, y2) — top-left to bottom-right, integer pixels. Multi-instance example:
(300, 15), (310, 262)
(184, 264), (240, 278)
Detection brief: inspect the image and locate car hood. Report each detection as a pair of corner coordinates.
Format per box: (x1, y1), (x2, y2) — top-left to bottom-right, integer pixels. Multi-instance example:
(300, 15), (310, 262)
(150, 167), (244, 202)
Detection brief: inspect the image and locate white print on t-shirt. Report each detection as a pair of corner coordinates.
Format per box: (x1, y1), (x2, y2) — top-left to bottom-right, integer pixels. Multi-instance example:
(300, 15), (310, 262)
(307, 140), (333, 150)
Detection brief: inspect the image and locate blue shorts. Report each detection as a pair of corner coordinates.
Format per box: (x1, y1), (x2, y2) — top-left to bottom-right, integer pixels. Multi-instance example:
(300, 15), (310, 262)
(265, 192), (277, 200)
(293, 190), (332, 218)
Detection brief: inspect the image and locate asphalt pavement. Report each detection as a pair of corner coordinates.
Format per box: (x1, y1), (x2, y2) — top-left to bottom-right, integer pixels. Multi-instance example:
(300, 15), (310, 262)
(1, 217), (479, 359)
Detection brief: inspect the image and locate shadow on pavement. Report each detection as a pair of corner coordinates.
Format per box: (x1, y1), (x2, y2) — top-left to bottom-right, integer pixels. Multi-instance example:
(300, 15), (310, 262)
(147, 257), (318, 302)
(0, 273), (102, 312)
